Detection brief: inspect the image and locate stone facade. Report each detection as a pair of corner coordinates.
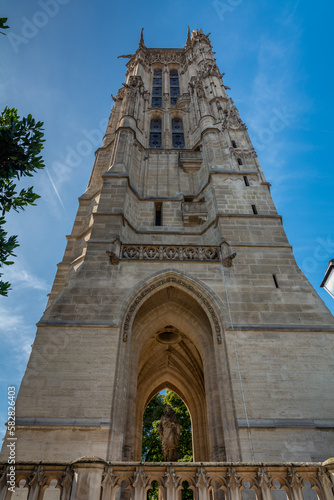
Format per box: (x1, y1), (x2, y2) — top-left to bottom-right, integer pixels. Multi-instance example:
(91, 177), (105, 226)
(1, 28), (334, 498)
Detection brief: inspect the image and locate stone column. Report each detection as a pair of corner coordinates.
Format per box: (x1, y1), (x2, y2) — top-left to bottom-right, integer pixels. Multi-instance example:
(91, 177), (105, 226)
(287, 468), (303, 500)
(256, 468), (273, 500)
(101, 466), (115, 500)
(28, 466), (45, 500)
(196, 468), (210, 500)
(317, 467), (334, 500)
(133, 468), (148, 500)
(60, 467), (73, 500)
(164, 468), (178, 500)
(227, 468), (241, 500)
(70, 459), (105, 500)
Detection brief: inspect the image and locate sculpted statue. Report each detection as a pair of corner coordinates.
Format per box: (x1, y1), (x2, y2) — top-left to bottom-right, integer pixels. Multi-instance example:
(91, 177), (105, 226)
(159, 405), (181, 461)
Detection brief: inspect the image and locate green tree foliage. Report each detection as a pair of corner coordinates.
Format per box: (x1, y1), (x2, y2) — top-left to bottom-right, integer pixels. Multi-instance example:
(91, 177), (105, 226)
(141, 389), (193, 462)
(0, 17), (9, 35)
(0, 107), (45, 295)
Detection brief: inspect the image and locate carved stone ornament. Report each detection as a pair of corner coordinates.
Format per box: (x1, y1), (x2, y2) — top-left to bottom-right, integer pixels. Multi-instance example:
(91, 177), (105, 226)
(106, 251), (120, 266)
(164, 468), (178, 487)
(122, 275), (222, 344)
(256, 467), (270, 488)
(102, 466), (115, 487)
(122, 244), (219, 262)
(222, 253), (236, 268)
(227, 467), (241, 488)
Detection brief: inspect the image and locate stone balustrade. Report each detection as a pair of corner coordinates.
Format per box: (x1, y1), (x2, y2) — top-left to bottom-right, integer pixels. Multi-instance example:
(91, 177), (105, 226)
(1, 460), (333, 500)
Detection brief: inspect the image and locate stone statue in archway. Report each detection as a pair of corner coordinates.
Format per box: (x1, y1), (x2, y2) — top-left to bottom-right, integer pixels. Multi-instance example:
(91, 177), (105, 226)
(159, 405), (181, 461)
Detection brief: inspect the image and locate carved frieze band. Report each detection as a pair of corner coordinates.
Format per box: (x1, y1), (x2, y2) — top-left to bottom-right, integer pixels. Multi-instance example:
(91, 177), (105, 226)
(123, 276), (222, 344)
(122, 244), (220, 262)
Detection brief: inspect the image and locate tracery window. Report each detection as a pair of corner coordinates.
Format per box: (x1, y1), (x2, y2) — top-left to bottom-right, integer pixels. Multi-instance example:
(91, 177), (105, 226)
(172, 118), (185, 148)
(152, 69), (162, 108)
(170, 69), (180, 105)
(149, 119), (162, 148)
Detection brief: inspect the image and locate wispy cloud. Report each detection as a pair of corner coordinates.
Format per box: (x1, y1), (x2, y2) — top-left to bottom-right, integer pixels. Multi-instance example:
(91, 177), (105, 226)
(0, 305), (34, 369)
(1, 263), (48, 292)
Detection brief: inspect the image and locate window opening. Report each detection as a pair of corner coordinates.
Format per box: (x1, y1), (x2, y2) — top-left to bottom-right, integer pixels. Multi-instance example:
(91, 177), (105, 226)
(141, 388), (193, 462)
(273, 275), (279, 289)
(232, 140), (237, 148)
(149, 119), (162, 148)
(238, 158), (243, 165)
(170, 69), (180, 105)
(251, 204), (258, 214)
(172, 118), (185, 148)
(155, 203), (162, 226)
(243, 176), (250, 186)
(147, 481), (159, 500)
(182, 481), (194, 500)
(152, 69), (162, 108)
(241, 481), (256, 500)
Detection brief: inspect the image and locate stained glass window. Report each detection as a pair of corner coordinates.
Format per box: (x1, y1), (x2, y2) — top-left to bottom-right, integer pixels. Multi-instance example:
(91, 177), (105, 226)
(152, 69), (162, 108)
(170, 69), (180, 105)
(149, 119), (162, 148)
(172, 118), (185, 148)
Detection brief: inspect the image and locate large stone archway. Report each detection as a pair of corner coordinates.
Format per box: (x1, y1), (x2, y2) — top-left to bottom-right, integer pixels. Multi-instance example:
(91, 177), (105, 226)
(107, 271), (241, 462)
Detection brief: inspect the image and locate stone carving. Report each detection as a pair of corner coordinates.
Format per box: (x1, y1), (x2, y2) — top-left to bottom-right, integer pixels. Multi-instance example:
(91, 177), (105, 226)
(122, 275), (222, 344)
(106, 251), (120, 266)
(257, 467), (270, 488)
(227, 467), (241, 488)
(133, 468), (147, 488)
(164, 468), (178, 487)
(195, 468), (208, 487)
(111, 87), (126, 102)
(199, 60), (220, 79)
(122, 244), (219, 262)
(222, 252), (236, 268)
(159, 406), (181, 462)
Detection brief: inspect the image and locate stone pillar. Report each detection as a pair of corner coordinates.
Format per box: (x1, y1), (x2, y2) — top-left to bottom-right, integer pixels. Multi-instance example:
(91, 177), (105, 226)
(287, 468), (303, 500)
(256, 468), (273, 500)
(196, 468), (210, 500)
(133, 468), (148, 500)
(227, 468), (241, 500)
(101, 466), (115, 500)
(60, 467), (73, 500)
(164, 468), (178, 500)
(27, 466), (45, 500)
(70, 459), (105, 500)
(318, 467), (334, 500)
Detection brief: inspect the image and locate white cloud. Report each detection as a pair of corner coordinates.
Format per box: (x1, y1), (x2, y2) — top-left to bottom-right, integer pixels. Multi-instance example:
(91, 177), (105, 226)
(2, 263), (48, 292)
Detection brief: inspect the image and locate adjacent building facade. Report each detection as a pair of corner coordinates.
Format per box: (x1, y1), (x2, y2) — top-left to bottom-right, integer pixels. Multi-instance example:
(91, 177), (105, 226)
(1, 28), (334, 500)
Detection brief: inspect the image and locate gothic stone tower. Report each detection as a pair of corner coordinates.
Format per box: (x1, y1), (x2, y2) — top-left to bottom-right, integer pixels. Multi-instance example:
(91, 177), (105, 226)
(2, 29), (334, 469)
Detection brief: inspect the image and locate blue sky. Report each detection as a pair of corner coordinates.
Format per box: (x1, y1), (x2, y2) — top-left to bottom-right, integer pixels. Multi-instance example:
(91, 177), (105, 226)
(1, 0), (334, 438)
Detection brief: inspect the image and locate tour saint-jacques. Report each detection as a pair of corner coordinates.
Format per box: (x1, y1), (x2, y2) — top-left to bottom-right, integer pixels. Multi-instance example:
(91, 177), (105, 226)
(1, 28), (334, 500)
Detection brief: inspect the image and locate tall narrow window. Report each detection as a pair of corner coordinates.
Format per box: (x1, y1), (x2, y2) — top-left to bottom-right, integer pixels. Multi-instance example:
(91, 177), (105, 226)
(149, 119), (161, 148)
(273, 274), (279, 288)
(252, 204), (258, 214)
(237, 158), (243, 165)
(170, 69), (180, 105)
(243, 176), (250, 186)
(152, 69), (162, 108)
(172, 118), (185, 148)
(155, 203), (162, 226)
(232, 140), (237, 148)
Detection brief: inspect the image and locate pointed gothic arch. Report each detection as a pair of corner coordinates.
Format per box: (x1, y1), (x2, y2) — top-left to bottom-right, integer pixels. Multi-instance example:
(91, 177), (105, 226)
(107, 270), (241, 463)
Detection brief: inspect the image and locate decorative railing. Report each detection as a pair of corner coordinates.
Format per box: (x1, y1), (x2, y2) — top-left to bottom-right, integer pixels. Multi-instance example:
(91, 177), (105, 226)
(1, 461), (333, 500)
(122, 245), (219, 262)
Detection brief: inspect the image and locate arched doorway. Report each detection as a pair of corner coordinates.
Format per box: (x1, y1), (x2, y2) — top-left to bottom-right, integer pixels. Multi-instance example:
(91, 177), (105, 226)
(141, 389), (193, 462)
(107, 272), (241, 462)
